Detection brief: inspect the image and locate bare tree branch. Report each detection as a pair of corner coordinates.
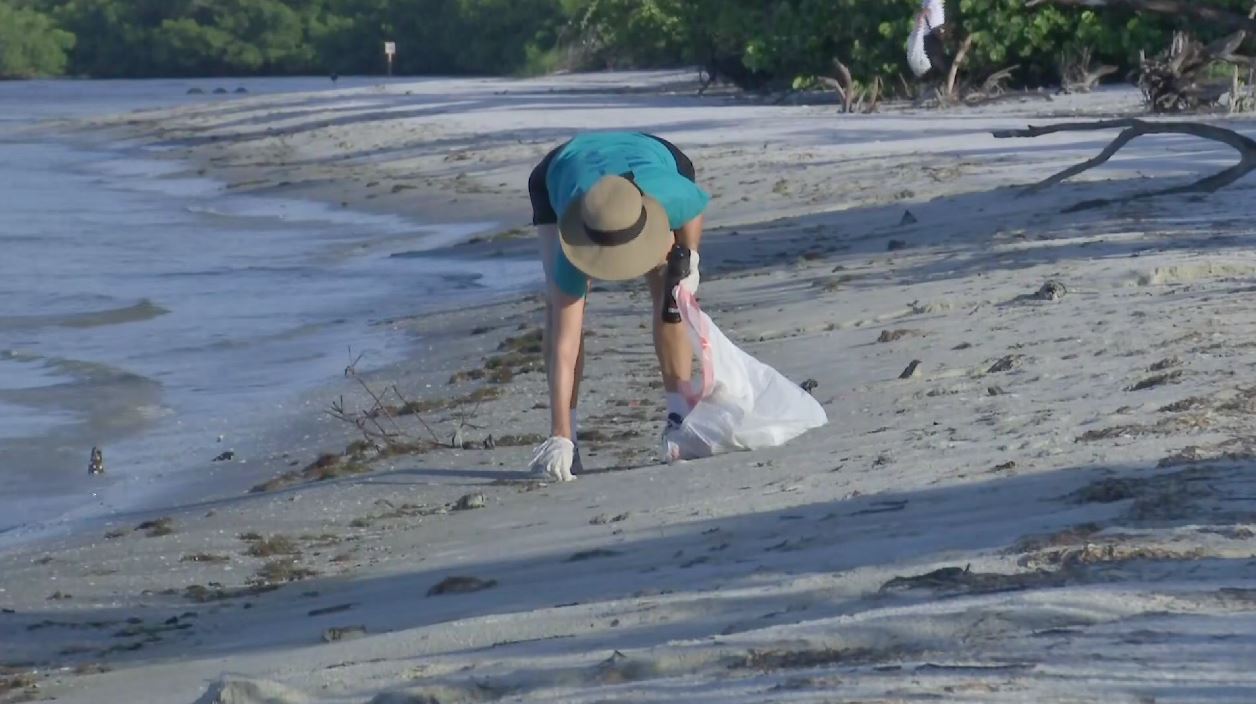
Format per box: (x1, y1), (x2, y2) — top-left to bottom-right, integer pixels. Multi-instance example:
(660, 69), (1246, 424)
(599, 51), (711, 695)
(1138, 30), (1256, 111)
(992, 118), (1256, 211)
(867, 75), (883, 113)
(1059, 47), (1118, 93)
(390, 385), (444, 447)
(979, 66), (1018, 96)
(946, 34), (976, 103)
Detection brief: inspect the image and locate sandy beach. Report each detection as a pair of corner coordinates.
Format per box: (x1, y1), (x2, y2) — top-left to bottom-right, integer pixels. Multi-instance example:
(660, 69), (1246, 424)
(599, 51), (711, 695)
(3, 70), (1256, 703)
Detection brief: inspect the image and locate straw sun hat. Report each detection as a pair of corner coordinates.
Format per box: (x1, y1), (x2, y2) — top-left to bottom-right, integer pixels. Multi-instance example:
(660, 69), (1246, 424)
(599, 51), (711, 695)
(559, 174), (672, 281)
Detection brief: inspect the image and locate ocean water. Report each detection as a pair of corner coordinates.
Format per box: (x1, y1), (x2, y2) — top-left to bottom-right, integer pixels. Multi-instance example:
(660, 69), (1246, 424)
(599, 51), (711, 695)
(0, 78), (538, 539)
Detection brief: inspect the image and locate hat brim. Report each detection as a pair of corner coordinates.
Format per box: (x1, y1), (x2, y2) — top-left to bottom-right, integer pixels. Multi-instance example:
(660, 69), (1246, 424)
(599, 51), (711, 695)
(558, 195), (672, 282)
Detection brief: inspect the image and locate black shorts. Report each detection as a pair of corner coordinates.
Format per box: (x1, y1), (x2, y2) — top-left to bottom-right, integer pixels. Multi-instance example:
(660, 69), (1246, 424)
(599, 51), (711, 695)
(528, 133), (697, 226)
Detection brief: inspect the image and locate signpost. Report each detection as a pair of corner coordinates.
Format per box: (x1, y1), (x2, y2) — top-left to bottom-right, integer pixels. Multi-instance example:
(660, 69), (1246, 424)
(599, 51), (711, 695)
(384, 41), (396, 76)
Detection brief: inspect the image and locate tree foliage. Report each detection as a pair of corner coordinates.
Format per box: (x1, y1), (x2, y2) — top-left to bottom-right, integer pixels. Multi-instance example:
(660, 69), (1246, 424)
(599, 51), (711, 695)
(0, 0), (75, 78)
(2, 0), (1253, 88)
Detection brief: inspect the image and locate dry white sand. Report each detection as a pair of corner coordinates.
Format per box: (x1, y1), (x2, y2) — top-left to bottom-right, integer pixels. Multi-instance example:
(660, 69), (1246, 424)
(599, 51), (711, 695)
(4, 71), (1256, 704)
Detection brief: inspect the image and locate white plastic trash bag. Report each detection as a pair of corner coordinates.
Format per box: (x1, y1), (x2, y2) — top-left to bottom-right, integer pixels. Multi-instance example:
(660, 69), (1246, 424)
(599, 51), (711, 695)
(907, 0), (945, 78)
(663, 287), (828, 462)
(906, 16), (932, 78)
(922, 0), (946, 31)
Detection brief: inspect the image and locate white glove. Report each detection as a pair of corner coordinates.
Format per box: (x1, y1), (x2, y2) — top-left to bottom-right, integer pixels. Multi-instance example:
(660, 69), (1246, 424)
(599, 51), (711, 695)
(679, 249), (700, 295)
(529, 436), (576, 482)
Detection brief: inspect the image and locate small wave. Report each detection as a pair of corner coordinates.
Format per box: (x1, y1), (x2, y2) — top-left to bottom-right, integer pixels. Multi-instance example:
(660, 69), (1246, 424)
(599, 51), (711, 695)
(185, 193), (427, 235)
(155, 265), (306, 279)
(0, 351), (166, 441)
(0, 299), (169, 331)
(1, 349), (160, 394)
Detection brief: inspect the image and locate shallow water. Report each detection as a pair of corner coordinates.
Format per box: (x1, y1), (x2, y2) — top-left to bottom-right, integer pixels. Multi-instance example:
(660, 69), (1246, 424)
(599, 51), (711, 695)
(0, 78), (539, 536)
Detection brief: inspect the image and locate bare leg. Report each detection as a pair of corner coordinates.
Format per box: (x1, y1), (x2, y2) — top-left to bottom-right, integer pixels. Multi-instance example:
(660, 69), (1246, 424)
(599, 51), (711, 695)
(573, 334), (585, 411)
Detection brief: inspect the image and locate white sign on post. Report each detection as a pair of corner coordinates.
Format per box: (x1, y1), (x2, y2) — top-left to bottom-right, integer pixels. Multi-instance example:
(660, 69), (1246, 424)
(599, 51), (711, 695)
(384, 41), (396, 76)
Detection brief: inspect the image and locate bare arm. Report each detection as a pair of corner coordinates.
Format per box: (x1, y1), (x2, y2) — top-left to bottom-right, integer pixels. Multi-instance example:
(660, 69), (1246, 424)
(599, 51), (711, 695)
(674, 214), (704, 252)
(547, 287), (585, 439)
(537, 223), (586, 440)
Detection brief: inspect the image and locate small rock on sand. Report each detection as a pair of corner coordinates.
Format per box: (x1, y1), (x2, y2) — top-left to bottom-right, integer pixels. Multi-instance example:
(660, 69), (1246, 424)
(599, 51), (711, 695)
(453, 493), (486, 511)
(800, 378), (819, 393)
(566, 548), (622, 562)
(1149, 356), (1182, 372)
(878, 329), (918, 344)
(988, 355), (1021, 374)
(899, 360), (923, 379)
(1127, 370), (1183, 392)
(590, 512), (630, 525)
(196, 677), (310, 704)
(427, 576), (497, 596)
(322, 625), (368, 643)
(1035, 280), (1067, 301)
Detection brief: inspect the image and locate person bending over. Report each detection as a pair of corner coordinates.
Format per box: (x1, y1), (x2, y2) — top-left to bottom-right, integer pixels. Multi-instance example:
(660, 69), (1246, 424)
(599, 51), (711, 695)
(527, 132), (708, 481)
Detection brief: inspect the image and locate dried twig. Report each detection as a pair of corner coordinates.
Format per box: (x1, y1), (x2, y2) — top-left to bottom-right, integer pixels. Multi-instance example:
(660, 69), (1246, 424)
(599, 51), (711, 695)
(867, 75), (883, 113)
(354, 376), (404, 439)
(898, 72), (913, 98)
(389, 385), (443, 447)
(979, 66), (1018, 96)
(327, 395), (394, 444)
(1059, 47), (1118, 93)
(344, 346), (365, 377)
(992, 118), (1256, 211)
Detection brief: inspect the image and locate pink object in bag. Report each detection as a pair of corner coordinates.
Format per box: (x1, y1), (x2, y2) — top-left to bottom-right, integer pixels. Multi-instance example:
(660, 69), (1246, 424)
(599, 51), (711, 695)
(663, 287), (828, 462)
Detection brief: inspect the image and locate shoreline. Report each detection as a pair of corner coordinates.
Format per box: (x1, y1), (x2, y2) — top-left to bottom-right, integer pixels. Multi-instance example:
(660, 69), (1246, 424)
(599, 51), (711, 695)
(0, 120), (537, 546)
(4, 71), (1256, 703)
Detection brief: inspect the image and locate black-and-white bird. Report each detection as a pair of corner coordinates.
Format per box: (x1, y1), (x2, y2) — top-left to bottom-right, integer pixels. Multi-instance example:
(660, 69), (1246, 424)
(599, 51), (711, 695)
(88, 446), (105, 476)
(907, 0), (949, 80)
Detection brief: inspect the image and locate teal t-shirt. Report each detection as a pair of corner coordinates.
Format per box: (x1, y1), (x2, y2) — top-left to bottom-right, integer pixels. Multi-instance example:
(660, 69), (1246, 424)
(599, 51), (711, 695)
(547, 132), (709, 297)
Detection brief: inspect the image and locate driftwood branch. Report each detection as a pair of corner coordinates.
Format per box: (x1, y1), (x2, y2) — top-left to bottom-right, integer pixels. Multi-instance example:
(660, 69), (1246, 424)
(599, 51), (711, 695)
(945, 34), (976, 103)
(1026, 0), (1256, 34)
(867, 75), (883, 113)
(1139, 30), (1256, 112)
(820, 57), (881, 114)
(993, 118), (1256, 211)
(979, 65), (1018, 96)
(1059, 47), (1118, 93)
